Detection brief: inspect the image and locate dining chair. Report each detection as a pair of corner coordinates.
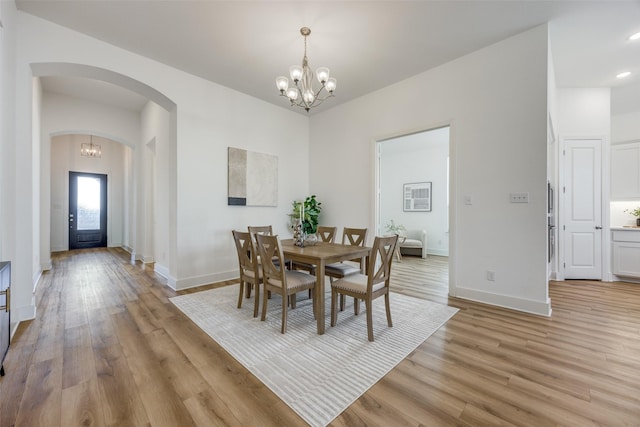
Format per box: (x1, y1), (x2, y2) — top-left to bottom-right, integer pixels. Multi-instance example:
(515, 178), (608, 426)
(292, 225), (338, 274)
(330, 234), (398, 341)
(255, 233), (316, 334)
(231, 230), (262, 317)
(248, 225), (273, 238)
(316, 226), (338, 243)
(325, 227), (368, 311)
(248, 224), (292, 269)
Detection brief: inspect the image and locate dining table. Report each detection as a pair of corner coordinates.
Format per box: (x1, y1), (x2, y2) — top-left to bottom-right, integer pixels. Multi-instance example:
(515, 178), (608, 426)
(281, 239), (371, 335)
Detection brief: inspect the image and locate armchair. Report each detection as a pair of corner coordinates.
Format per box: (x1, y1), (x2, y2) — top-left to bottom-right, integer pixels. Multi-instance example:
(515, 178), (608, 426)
(399, 229), (427, 259)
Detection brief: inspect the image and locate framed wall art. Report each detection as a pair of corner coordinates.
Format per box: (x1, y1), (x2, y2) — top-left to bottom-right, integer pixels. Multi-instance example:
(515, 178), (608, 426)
(228, 147), (278, 206)
(403, 182), (432, 212)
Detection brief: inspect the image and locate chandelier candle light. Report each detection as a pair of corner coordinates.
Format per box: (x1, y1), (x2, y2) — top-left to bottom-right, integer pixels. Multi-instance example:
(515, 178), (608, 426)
(276, 27), (336, 112)
(80, 135), (102, 158)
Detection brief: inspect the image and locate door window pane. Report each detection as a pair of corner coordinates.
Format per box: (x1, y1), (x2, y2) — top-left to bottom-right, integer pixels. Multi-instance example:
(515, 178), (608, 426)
(77, 176), (101, 230)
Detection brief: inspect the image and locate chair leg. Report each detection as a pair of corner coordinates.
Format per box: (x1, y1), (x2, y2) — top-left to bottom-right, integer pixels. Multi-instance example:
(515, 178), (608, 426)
(253, 283), (260, 318)
(281, 295), (288, 334)
(261, 287), (269, 321)
(354, 298), (360, 315)
(385, 293), (393, 327)
(237, 280), (245, 309)
(246, 283), (252, 298)
(365, 299), (374, 342)
(340, 294), (345, 311)
(291, 294), (297, 309)
(330, 288), (338, 327)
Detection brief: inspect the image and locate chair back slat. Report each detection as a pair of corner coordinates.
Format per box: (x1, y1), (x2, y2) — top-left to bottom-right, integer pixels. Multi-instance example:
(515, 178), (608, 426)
(340, 227), (368, 265)
(342, 227), (367, 247)
(367, 234), (399, 289)
(255, 233), (285, 284)
(232, 230), (257, 273)
(316, 226), (337, 243)
(248, 225), (273, 240)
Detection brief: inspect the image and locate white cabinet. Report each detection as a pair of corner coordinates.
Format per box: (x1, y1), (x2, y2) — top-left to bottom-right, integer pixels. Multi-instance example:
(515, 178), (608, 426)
(612, 230), (640, 278)
(611, 142), (640, 200)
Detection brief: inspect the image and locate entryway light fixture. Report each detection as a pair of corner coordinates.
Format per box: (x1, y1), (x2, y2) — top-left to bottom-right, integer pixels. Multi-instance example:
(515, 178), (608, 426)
(276, 27), (336, 112)
(81, 135), (102, 158)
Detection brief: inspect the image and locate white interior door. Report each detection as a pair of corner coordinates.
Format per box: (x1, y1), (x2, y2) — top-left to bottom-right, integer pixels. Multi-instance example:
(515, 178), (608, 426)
(562, 139), (602, 279)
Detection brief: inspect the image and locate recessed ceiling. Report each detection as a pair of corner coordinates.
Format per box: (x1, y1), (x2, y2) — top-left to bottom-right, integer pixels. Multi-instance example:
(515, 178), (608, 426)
(17, 0), (640, 115)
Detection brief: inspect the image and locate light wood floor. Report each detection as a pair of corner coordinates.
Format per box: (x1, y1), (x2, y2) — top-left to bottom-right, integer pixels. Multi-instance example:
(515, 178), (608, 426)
(1, 248), (639, 426)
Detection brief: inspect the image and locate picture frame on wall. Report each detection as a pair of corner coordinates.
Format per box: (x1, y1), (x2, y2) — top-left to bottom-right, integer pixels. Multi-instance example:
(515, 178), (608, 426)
(403, 182), (432, 212)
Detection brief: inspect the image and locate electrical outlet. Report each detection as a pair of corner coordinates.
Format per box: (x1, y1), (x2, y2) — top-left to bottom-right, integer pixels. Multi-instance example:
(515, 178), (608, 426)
(510, 192), (529, 203)
(486, 270), (495, 281)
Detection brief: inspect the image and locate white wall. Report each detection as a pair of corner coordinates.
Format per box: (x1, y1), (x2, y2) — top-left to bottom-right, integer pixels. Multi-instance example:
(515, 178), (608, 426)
(49, 134), (127, 251)
(547, 30), (559, 280)
(141, 101), (171, 275)
(557, 89), (611, 136)
(310, 25), (551, 315)
(0, 0), (19, 334)
(14, 10), (309, 311)
(612, 111), (640, 143)
(556, 88), (611, 280)
(379, 127), (449, 256)
(41, 91), (140, 257)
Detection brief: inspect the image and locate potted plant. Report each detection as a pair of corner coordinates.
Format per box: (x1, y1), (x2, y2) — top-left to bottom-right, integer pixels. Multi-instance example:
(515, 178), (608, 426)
(624, 207), (640, 226)
(385, 220), (406, 236)
(291, 195), (322, 235)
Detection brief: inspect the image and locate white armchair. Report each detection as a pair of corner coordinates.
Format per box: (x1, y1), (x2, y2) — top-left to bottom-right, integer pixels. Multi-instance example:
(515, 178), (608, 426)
(399, 229), (427, 259)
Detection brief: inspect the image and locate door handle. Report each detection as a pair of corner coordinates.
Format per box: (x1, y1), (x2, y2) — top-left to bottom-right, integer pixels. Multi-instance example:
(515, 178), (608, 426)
(595, 226), (602, 230)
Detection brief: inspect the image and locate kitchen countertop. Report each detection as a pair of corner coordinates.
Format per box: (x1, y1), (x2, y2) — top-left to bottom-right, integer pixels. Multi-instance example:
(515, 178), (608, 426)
(611, 226), (640, 231)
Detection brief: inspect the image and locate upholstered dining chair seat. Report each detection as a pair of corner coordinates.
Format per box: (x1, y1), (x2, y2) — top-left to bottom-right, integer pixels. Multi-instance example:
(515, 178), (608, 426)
(243, 268), (261, 280)
(266, 270), (316, 291)
(331, 273), (386, 294)
(324, 261), (362, 277)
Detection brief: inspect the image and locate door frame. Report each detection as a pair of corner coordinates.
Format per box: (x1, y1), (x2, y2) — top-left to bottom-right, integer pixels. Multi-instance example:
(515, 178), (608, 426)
(372, 122), (456, 295)
(68, 171), (108, 249)
(557, 135), (611, 281)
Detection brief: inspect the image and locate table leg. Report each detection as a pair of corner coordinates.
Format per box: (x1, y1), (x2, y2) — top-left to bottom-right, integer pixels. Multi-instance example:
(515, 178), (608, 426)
(315, 260), (325, 334)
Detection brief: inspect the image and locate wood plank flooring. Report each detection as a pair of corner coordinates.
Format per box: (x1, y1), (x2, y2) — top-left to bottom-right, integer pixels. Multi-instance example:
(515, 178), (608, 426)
(1, 248), (639, 426)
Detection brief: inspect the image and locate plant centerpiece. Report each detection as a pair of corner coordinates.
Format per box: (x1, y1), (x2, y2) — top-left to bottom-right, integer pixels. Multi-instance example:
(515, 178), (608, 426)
(385, 220), (406, 236)
(290, 195), (322, 245)
(624, 207), (640, 226)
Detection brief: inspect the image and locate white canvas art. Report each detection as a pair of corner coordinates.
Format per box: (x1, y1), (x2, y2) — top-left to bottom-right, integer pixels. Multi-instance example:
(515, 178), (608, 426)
(228, 147), (278, 206)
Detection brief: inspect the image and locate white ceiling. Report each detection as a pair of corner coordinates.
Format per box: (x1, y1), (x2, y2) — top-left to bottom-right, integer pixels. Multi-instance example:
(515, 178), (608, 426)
(17, 0), (640, 115)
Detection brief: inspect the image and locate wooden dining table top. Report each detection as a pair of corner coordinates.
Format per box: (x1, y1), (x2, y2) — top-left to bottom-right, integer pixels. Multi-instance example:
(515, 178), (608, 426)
(280, 239), (371, 335)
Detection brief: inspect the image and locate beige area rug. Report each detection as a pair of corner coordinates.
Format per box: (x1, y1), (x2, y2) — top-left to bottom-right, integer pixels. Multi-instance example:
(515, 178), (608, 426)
(170, 285), (458, 427)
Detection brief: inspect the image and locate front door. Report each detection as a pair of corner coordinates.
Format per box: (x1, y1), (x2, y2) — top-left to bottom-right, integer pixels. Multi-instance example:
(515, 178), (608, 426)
(69, 172), (107, 250)
(562, 139), (603, 279)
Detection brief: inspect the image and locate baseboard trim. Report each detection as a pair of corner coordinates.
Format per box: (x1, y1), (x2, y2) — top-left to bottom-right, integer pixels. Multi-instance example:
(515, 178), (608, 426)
(13, 302), (37, 323)
(171, 270), (238, 291)
(454, 286), (552, 317)
(611, 274), (640, 284)
(426, 249), (449, 257)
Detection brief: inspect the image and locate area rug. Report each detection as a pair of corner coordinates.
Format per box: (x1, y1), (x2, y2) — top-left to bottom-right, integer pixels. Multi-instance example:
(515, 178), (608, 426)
(169, 285), (458, 427)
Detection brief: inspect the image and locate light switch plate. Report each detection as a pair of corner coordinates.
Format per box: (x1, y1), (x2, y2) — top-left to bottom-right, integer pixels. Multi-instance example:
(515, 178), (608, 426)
(510, 192), (529, 203)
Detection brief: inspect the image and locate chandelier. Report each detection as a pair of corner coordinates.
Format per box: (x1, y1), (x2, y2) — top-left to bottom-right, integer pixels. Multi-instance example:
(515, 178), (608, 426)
(276, 27), (336, 112)
(80, 135), (101, 158)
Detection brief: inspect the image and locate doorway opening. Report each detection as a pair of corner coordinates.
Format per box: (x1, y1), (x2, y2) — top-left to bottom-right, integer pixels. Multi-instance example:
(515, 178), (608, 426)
(69, 171), (107, 249)
(376, 126), (451, 290)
